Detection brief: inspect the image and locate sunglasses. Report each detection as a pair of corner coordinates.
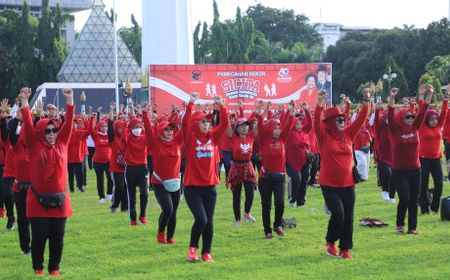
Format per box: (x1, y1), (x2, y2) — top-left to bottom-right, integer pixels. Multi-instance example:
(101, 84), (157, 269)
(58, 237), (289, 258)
(164, 126), (174, 131)
(45, 127), (59, 134)
(335, 117), (345, 124)
(404, 114), (415, 120)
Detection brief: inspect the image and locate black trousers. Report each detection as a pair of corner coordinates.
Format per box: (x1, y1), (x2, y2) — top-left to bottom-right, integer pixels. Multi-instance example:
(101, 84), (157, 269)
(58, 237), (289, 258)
(87, 147), (95, 170)
(13, 190), (31, 252)
(419, 158), (443, 213)
(153, 184), (180, 239)
(184, 186), (217, 254)
(147, 155), (154, 190)
(30, 218), (67, 272)
(393, 168), (421, 230)
(67, 162), (83, 192)
(111, 172), (128, 211)
(251, 153), (262, 174)
(2, 177), (14, 218)
(82, 156), (87, 186)
(93, 162), (113, 199)
(258, 176), (285, 234)
(232, 181), (255, 221)
(308, 153), (320, 185)
(0, 165), (3, 209)
(378, 161), (396, 198)
(287, 163), (311, 205)
(125, 165), (148, 221)
(321, 186), (355, 250)
(221, 151), (232, 179)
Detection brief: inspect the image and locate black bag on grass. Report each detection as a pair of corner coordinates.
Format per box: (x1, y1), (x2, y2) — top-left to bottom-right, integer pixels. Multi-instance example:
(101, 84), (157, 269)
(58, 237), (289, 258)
(441, 196), (450, 221)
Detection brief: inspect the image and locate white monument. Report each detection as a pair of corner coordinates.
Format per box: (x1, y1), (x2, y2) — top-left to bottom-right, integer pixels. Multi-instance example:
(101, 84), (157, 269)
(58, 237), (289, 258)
(141, 0), (194, 67)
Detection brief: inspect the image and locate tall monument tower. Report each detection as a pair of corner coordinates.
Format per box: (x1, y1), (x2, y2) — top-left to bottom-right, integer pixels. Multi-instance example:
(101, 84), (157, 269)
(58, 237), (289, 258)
(141, 0), (194, 67)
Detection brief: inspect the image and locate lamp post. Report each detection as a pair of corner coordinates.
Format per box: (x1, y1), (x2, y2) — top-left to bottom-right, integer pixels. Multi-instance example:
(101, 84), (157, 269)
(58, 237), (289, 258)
(113, 0), (119, 115)
(80, 90), (86, 114)
(383, 66), (397, 90)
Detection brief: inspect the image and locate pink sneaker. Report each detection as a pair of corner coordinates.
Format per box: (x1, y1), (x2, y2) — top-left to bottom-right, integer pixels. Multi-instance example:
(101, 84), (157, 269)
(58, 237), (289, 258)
(167, 238), (175, 245)
(187, 247), (199, 262)
(273, 226), (285, 236)
(201, 253), (215, 263)
(130, 220), (138, 226)
(339, 249), (353, 259)
(34, 269), (44, 275)
(138, 216), (147, 225)
(49, 270), (60, 276)
(157, 232), (167, 244)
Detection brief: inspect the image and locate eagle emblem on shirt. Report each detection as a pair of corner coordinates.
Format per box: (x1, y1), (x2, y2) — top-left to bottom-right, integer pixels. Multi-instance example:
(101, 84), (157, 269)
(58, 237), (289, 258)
(240, 143), (251, 154)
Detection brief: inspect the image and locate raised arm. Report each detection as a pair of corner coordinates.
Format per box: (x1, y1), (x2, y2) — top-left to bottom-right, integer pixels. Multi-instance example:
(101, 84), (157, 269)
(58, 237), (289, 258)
(346, 103), (369, 140)
(182, 93), (197, 144)
(142, 104), (157, 148)
(212, 96), (230, 144)
(314, 91), (328, 144)
(413, 85), (433, 129)
(55, 89), (75, 144)
(302, 105), (312, 133)
(438, 92), (449, 128)
(18, 88), (37, 148)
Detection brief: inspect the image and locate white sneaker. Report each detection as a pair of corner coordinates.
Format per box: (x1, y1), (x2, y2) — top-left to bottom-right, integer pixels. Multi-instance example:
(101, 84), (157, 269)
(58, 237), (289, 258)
(235, 220), (241, 226)
(324, 203), (331, 215)
(289, 202), (296, 208)
(99, 198), (106, 204)
(105, 194), (113, 201)
(381, 191), (390, 201)
(389, 198), (396, 203)
(244, 213), (256, 222)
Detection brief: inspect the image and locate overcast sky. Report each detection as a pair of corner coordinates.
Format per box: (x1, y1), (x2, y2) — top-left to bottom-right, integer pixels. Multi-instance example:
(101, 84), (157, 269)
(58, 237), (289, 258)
(73, 0), (449, 31)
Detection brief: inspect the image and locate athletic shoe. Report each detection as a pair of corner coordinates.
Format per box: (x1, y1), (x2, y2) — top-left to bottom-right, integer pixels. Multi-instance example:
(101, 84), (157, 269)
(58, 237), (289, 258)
(167, 238), (175, 245)
(157, 232), (167, 244)
(273, 226), (285, 236)
(324, 203), (331, 215)
(243, 212), (256, 222)
(201, 253), (215, 263)
(187, 247), (199, 262)
(130, 220), (138, 226)
(396, 226), (405, 233)
(22, 249), (31, 256)
(49, 270), (60, 276)
(139, 216), (148, 225)
(105, 194), (113, 201)
(234, 220), (241, 226)
(0, 208), (5, 218)
(78, 186), (85, 192)
(381, 191), (389, 201)
(109, 207), (117, 214)
(34, 269), (44, 276)
(99, 198), (106, 204)
(389, 198), (396, 203)
(265, 233), (273, 239)
(121, 209), (128, 213)
(339, 249), (353, 259)
(326, 242), (338, 257)
(407, 229), (418, 235)
(289, 202), (296, 208)
(6, 216), (15, 230)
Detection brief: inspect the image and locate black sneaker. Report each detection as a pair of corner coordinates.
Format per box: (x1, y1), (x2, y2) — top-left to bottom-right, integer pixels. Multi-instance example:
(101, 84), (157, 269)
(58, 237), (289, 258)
(6, 216), (15, 230)
(22, 249), (31, 256)
(110, 206), (117, 214)
(78, 186), (85, 192)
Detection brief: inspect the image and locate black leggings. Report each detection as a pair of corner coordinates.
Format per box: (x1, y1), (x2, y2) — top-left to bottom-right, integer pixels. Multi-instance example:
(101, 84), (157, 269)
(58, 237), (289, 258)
(378, 161), (396, 199)
(0, 165), (3, 209)
(82, 156), (87, 186)
(30, 218), (67, 272)
(184, 186), (217, 254)
(153, 184), (180, 239)
(258, 176), (285, 234)
(308, 153), (320, 185)
(2, 177), (14, 218)
(93, 162), (113, 199)
(321, 185), (355, 250)
(67, 163), (83, 192)
(287, 163), (311, 205)
(111, 172), (128, 211)
(13, 190), (30, 252)
(393, 168), (421, 230)
(419, 158), (443, 213)
(232, 182), (255, 221)
(87, 147), (95, 170)
(221, 151), (232, 179)
(125, 165), (148, 222)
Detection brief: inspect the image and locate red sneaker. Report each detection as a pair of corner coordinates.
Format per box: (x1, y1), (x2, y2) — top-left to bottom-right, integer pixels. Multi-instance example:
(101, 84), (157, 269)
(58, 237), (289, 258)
(201, 253), (215, 263)
(49, 270), (60, 276)
(34, 269), (44, 275)
(139, 216), (148, 225)
(326, 242), (338, 257)
(167, 238), (175, 245)
(130, 220), (137, 226)
(339, 249), (353, 259)
(273, 226), (285, 236)
(396, 226), (405, 233)
(407, 229), (418, 235)
(157, 232), (167, 244)
(0, 208), (5, 218)
(187, 247), (199, 262)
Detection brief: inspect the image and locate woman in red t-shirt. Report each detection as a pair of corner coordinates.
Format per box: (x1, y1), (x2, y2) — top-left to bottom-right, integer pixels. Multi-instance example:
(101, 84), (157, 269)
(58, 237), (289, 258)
(20, 87), (74, 276)
(226, 116), (259, 226)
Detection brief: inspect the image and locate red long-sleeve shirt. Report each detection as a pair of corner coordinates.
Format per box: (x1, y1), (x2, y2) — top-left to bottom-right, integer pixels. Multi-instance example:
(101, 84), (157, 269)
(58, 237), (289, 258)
(68, 128), (90, 163)
(124, 118), (148, 166)
(230, 131), (256, 161)
(90, 118), (111, 163)
(109, 120), (127, 173)
(388, 103), (428, 170)
(419, 100), (448, 159)
(182, 102), (229, 187)
(374, 109), (392, 165)
(314, 104), (369, 187)
(22, 105), (74, 218)
(286, 110), (312, 172)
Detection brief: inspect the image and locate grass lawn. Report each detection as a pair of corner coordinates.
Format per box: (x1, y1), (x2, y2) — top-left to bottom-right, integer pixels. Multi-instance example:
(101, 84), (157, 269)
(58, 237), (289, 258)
(1, 167), (450, 280)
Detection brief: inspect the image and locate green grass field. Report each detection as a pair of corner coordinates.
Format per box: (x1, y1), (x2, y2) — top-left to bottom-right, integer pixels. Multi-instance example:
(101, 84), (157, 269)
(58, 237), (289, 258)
(1, 168), (450, 280)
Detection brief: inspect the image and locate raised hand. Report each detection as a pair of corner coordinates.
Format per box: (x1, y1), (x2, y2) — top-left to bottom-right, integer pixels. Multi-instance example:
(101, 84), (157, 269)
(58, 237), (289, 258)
(36, 99), (44, 115)
(318, 90), (328, 107)
(190, 92), (199, 103)
(110, 102), (116, 112)
(141, 102), (150, 112)
(213, 95), (224, 107)
(390, 87), (399, 97)
(418, 84), (426, 100)
(0, 98), (9, 113)
(425, 84), (434, 104)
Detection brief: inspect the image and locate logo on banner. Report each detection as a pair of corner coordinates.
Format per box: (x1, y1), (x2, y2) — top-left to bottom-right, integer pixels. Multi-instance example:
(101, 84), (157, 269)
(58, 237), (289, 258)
(221, 78), (260, 99)
(192, 70), (202, 81)
(277, 68), (292, 83)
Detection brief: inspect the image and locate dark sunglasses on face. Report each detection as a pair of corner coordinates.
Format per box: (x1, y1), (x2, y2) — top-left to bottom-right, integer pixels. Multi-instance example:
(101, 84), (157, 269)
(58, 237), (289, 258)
(404, 114), (415, 120)
(335, 117), (345, 124)
(45, 127), (59, 134)
(164, 126), (174, 131)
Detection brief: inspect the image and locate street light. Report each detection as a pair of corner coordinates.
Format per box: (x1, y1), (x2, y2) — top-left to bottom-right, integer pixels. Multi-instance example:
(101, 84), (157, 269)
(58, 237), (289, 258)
(383, 66), (397, 89)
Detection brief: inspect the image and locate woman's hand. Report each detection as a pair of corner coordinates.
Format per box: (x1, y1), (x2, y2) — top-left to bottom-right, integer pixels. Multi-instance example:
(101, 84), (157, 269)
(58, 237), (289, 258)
(62, 88), (74, 105)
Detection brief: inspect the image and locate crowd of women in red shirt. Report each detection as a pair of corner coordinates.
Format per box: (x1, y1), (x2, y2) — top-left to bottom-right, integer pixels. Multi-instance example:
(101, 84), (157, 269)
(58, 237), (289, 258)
(0, 83), (447, 276)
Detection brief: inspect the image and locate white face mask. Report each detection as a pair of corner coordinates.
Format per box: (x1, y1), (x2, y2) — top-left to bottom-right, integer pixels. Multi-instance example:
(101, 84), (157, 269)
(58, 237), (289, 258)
(16, 125), (21, 135)
(131, 128), (142, 136)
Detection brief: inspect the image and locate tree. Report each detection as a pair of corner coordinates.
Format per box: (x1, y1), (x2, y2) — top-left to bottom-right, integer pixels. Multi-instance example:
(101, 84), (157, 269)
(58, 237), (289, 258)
(119, 14), (142, 65)
(253, 38), (282, 63)
(383, 56), (409, 99)
(418, 73), (442, 101)
(425, 55), (450, 84)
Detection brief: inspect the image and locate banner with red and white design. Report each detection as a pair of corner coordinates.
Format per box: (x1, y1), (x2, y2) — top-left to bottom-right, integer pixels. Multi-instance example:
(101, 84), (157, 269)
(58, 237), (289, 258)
(149, 64), (332, 115)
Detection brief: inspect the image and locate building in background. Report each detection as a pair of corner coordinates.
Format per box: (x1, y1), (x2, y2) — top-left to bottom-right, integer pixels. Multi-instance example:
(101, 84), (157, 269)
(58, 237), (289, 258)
(314, 23), (375, 51)
(0, 0), (91, 49)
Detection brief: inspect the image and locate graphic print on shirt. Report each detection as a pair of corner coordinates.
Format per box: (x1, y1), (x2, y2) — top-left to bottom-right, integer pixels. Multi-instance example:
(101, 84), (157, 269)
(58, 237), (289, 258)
(240, 143), (251, 154)
(196, 139), (213, 158)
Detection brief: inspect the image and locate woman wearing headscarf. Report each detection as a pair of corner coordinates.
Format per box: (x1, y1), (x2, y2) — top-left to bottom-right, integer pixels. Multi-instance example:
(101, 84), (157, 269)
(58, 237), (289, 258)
(182, 93), (229, 263)
(314, 90), (369, 259)
(388, 86), (432, 235)
(20, 87), (74, 276)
